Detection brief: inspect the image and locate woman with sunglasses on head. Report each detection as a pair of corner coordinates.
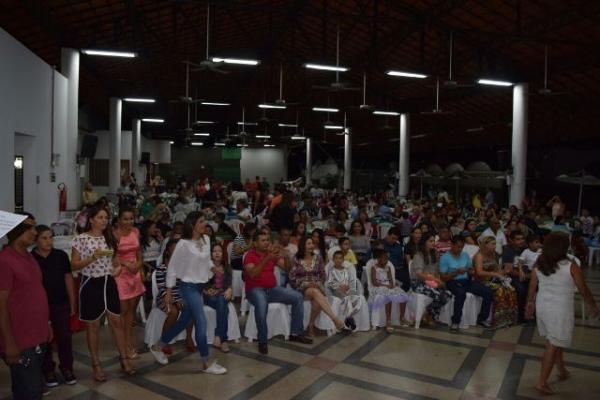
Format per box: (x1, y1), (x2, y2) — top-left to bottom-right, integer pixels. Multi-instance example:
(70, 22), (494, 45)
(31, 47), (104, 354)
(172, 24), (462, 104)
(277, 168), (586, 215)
(70, 206), (135, 382)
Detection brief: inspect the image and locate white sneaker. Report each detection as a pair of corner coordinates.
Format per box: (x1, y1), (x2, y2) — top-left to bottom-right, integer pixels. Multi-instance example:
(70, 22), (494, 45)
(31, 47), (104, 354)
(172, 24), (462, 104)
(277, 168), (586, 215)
(149, 346), (169, 365)
(201, 361), (227, 375)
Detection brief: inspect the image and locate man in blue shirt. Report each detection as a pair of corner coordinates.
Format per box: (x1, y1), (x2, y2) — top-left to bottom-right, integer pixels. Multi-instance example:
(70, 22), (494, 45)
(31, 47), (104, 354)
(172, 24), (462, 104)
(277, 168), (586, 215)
(439, 236), (492, 331)
(383, 227), (410, 291)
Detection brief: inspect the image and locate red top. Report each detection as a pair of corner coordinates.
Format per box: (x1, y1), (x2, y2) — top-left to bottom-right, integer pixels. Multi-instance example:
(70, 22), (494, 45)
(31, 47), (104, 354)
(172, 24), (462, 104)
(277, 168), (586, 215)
(0, 246), (49, 352)
(243, 248), (277, 292)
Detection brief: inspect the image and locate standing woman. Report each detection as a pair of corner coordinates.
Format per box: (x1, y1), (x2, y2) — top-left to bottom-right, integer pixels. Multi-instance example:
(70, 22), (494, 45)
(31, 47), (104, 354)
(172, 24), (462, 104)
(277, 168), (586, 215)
(113, 208), (145, 359)
(70, 206), (135, 381)
(526, 232), (599, 395)
(149, 212), (227, 374)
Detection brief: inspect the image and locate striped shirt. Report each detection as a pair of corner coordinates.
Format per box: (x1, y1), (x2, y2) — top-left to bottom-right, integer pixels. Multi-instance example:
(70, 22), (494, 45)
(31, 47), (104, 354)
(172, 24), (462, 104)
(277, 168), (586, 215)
(155, 264), (182, 312)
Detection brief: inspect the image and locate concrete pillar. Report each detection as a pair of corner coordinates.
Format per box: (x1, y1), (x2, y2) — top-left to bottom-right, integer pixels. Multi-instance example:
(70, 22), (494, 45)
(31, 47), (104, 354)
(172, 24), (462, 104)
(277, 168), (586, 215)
(343, 129), (352, 190)
(306, 137), (312, 186)
(398, 113), (410, 198)
(510, 83), (528, 208)
(109, 98), (122, 192)
(131, 118), (142, 185)
(60, 48), (80, 209)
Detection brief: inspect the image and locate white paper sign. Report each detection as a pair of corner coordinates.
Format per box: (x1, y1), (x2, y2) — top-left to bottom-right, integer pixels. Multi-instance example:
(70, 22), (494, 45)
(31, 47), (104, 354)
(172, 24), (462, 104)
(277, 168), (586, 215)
(0, 211), (28, 239)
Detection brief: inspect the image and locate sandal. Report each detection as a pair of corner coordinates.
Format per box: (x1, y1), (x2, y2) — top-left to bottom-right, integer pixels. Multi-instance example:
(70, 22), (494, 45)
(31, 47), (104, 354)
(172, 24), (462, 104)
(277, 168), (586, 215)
(306, 325), (316, 337)
(385, 320), (394, 334)
(557, 370), (571, 381)
(220, 342), (230, 353)
(534, 384), (555, 395)
(128, 348), (139, 360)
(186, 344), (197, 353)
(119, 357), (136, 376)
(92, 362), (107, 383)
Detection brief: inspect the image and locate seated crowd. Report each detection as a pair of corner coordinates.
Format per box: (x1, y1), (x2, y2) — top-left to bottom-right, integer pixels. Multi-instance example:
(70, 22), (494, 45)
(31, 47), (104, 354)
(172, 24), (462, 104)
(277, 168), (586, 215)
(2, 174), (600, 398)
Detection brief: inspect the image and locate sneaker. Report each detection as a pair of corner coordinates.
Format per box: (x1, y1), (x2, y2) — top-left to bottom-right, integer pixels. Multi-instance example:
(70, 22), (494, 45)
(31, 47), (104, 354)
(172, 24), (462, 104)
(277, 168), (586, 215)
(149, 346), (169, 365)
(258, 343), (268, 355)
(289, 334), (313, 344)
(61, 369), (77, 385)
(477, 320), (492, 329)
(201, 361), (227, 375)
(44, 371), (59, 388)
(399, 319), (411, 328)
(42, 385), (51, 396)
(450, 323), (460, 332)
(345, 317), (357, 331)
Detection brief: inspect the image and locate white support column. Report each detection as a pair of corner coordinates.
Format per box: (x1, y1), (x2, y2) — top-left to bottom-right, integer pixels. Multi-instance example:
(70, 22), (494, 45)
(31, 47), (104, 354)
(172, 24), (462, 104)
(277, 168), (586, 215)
(398, 113), (410, 198)
(305, 137), (312, 186)
(510, 83), (528, 208)
(131, 118), (142, 184)
(61, 48), (80, 209)
(109, 98), (122, 193)
(343, 129), (352, 190)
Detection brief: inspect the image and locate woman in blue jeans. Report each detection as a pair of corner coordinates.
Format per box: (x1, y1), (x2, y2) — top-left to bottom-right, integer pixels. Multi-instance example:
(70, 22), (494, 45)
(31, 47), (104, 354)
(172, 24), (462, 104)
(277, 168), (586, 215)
(204, 243), (232, 353)
(149, 212), (227, 374)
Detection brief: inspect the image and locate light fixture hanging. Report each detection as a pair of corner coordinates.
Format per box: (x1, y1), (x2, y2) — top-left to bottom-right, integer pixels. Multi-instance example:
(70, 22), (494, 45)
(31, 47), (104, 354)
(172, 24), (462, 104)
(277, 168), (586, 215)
(142, 118), (164, 123)
(193, 133), (210, 136)
(124, 98), (155, 103)
(312, 107), (339, 113)
(477, 78), (513, 87)
(304, 63), (349, 72)
(373, 110), (400, 116)
(211, 57), (259, 66)
(386, 70), (427, 79)
(258, 103), (286, 109)
(81, 49), (136, 58)
(201, 102), (230, 106)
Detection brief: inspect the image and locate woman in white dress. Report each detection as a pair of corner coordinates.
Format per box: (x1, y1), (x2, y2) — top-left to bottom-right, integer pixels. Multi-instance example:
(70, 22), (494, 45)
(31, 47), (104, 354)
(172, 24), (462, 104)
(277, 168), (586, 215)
(526, 232), (599, 395)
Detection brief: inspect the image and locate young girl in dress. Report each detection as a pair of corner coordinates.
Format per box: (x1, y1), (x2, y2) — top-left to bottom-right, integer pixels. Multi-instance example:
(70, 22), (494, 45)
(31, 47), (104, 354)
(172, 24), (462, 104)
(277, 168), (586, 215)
(326, 251), (363, 330)
(369, 249), (408, 333)
(204, 243), (232, 353)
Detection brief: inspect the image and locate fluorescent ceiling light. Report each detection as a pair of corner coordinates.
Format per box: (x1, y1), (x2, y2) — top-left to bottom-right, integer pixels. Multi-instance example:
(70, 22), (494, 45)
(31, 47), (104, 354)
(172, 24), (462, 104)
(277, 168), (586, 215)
(373, 110), (400, 116)
(211, 57), (259, 66)
(264, 144), (275, 147)
(477, 78), (513, 87)
(195, 120), (215, 124)
(312, 107), (339, 113)
(304, 63), (349, 72)
(123, 97), (155, 103)
(201, 102), (230, 106)
(324, 124), (344, 130)
(291, 136), (306, 140)
(81, 49), (137, 58)
(169, 141), (174, 145)
(237, 143), (249, 147)
(193, 133), (210, 136)
(191, 142), (204, 146)
(258, 103), (286, 109)
(412, 134), (428, 139)
(238, 122), (258, 126)
(278, 123), (297, 128)
(386, 70), (427, 79)
(255, 135), (271, 139)
(142, 118), (164, 123)
(214, 142), (226, 147)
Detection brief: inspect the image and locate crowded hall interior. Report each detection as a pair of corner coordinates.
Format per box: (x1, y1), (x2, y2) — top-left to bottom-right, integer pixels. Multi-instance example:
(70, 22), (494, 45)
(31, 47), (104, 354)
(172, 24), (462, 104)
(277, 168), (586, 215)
(2, 1), (600, 399)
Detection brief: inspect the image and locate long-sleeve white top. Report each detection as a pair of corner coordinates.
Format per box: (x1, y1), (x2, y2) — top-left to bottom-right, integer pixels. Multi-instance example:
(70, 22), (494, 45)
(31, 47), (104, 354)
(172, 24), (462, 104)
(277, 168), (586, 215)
(166, 236), (213, 288)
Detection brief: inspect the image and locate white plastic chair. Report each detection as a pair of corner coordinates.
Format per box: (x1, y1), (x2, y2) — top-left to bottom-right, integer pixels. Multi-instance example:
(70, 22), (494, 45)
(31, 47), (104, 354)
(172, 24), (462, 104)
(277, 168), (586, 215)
(377, 222), (394, 239)
(225, 219), (244, 236)
(244, 303), (291, 342)
(365, 261), (401, 328)
(144, 271), (187, 346)
(137, 299), (147, 323)
(438, 292), (483, 329)
(228, 242), (244, 299)
(403, 260), (433, 329)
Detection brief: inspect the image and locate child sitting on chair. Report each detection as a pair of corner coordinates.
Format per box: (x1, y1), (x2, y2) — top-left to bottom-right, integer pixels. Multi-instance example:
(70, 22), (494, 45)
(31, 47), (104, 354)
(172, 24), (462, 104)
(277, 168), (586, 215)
(326, 251), (363, 331)
(369, 249), (409, 333)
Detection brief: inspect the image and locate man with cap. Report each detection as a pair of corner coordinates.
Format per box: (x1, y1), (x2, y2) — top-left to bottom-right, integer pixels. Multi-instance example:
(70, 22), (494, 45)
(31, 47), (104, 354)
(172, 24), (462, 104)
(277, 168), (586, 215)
(0, 213), (52, 399)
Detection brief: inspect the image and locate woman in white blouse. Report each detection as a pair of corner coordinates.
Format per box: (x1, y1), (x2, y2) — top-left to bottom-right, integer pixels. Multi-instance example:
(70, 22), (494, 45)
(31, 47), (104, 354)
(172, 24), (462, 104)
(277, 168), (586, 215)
(149, 212), (227, 374)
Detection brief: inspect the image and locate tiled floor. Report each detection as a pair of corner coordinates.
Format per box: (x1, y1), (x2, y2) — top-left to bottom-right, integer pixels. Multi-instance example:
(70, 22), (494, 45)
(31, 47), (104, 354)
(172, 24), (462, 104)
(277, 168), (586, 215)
(2, 271), (600, 400)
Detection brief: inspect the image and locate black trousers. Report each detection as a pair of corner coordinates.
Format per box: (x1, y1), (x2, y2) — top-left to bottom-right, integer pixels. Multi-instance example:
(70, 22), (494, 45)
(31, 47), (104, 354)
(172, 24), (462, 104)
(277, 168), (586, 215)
(4, 343), (47, 400)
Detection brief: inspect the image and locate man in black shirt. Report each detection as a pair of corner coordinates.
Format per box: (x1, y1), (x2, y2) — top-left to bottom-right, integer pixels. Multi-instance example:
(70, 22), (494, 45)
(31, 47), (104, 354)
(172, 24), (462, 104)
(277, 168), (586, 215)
(32, 226), (77, 387)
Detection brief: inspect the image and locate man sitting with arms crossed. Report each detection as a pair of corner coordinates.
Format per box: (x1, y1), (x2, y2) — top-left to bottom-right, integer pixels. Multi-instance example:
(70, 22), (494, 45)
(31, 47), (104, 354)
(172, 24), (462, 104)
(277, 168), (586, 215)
(244, 230), (312, 354)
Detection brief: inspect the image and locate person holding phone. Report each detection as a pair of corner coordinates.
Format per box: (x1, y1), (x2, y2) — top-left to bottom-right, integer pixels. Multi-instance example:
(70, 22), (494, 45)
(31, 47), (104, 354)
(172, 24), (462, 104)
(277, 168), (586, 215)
(70, 206), (135, 382)
(439, 236), (493, 332)
(0, 213), (53, 399)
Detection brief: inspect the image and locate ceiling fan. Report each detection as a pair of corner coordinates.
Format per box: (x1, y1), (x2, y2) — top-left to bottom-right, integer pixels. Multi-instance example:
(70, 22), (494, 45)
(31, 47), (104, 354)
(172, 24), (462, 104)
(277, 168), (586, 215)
(186, 4), (230, 75)
(536, 44), (568, 96)
(260, 64), (300, 108)
(441, 31), (475, 89)
(312, 25), (360, 92)
(170, 62), (203, 104)
(421, 78), (454, 115)
(348, 72), (376, 111)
